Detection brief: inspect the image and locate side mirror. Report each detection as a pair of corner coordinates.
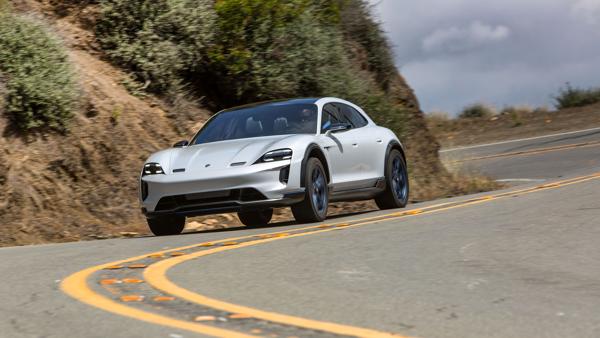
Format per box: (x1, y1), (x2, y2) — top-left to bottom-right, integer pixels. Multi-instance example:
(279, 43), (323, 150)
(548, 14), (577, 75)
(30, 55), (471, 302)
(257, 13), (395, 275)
(324, 123), (351, 136)
(173, 140), (189, 148)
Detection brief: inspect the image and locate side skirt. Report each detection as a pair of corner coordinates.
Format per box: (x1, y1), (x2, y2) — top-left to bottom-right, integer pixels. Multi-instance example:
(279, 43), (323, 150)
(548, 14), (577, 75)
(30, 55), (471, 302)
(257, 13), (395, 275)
(329, 178), (386, 202)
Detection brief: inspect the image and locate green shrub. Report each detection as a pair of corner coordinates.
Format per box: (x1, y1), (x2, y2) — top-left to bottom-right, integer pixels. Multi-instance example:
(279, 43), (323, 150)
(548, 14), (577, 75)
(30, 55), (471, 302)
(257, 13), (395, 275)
(0, 78), (6, 113)
(0, 13), (76, 131)
(553, 83), (600, 109)
(210, 0), (350, 102)
(96, 0), (215, 94)
(0, 0), (10, 12)
(459, 103), (495, 119)
(95, 0), (408, 137)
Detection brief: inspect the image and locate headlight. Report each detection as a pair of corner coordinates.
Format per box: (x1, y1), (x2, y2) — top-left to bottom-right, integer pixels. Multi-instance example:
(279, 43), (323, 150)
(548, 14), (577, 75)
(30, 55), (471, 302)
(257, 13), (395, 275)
(142, 162), (165, 176)
(255, 148), (292, 163)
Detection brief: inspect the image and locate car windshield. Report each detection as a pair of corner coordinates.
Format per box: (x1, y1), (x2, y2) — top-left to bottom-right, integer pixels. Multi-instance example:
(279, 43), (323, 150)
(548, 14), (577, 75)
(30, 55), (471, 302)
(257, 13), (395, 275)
(191, 103), (318, 145)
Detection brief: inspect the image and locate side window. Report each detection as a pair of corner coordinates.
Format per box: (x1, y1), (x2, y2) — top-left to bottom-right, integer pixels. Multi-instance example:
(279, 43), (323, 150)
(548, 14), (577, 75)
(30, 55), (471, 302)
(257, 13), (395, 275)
(339, 103), (368, 128)
(321, 103), (348, 132)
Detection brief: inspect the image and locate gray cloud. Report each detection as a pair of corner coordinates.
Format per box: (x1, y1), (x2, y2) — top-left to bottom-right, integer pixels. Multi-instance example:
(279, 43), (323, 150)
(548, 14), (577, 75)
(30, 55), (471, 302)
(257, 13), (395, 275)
(572, 0), (600, 24)
(370, 0), (600, 115)
(422, 21), (510, 55)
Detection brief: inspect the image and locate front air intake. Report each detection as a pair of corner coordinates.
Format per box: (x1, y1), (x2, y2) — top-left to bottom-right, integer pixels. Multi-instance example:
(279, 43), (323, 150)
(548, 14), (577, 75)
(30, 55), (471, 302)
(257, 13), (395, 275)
(141, 180), (149, 200)
(279, 165), (290, 184)
(155, 188), (268, 212)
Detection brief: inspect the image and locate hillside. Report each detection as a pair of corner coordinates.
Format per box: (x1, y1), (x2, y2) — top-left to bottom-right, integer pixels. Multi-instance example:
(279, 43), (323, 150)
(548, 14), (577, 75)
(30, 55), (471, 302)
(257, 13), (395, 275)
(429, 103), (600, 148)
(1, 0), (471, 247)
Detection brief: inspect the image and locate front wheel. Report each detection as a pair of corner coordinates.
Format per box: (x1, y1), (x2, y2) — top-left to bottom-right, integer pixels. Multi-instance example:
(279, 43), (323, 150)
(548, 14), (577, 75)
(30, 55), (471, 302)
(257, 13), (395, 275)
(291, 157), (329, 223)
(238, 209), (273, 227)
(375, 149), (409, 210)
(147, 215), (186, 236)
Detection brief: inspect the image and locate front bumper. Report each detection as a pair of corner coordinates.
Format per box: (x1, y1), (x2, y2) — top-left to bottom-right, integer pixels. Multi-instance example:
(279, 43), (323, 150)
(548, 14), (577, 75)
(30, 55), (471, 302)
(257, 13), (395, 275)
(142, 189), (305, 218)
(140, 160), (304, 217)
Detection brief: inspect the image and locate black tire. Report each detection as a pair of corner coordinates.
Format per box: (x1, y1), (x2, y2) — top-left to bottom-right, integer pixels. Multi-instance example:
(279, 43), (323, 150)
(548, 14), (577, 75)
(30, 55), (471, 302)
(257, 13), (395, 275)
(147, 215), (186, 236)
(375, 149), (409, 210)
(238, 209), (273, 227)
(291, 157), (329, 223)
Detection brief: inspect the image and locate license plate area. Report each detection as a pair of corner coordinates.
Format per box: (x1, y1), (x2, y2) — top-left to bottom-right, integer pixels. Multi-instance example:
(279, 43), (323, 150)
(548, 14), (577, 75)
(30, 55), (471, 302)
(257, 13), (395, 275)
(185, 190), (231, 201)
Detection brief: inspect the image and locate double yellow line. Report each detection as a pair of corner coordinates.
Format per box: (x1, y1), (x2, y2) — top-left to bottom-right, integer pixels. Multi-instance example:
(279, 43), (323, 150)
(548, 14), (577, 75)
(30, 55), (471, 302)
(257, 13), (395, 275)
(62, 172), (600, 338)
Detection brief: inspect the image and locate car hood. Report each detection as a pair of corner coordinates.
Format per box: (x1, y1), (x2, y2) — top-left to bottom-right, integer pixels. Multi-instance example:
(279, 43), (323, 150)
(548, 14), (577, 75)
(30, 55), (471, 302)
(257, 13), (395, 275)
(167, 135), (294, 173)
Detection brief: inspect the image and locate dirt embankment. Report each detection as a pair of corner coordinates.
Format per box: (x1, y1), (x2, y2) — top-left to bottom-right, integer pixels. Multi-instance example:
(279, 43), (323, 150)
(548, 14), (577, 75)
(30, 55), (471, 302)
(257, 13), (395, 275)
(1, 0), (211, 246)
(429, 103), (600, 149)
(1, 0), (459, 247)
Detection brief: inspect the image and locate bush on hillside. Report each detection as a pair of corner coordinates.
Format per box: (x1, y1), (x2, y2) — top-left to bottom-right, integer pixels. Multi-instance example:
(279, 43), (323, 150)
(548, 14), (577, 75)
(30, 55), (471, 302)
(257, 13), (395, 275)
(0, 13), (76, 131)
(0, 0), (10, 12)
(209, 1), (384, 103)
(96, 0), (215, 94)
(459, 103), (495, 119)
(0, 78), (6, 114)
(96, 0), (408, 137)
(553, 83), (600, 109)
(500, 105), (532, 127)
(339, 0), (396, 89)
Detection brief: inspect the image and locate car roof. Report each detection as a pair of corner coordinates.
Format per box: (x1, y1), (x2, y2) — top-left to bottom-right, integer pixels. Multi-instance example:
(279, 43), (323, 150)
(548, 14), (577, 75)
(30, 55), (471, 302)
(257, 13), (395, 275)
(221, 98), (321, 112)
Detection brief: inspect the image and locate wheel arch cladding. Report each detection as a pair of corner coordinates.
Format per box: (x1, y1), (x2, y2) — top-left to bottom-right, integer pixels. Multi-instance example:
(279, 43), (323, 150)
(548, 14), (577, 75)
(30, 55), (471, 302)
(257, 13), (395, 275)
(386, 141), (407, 169)
(300, 144), (331, 187)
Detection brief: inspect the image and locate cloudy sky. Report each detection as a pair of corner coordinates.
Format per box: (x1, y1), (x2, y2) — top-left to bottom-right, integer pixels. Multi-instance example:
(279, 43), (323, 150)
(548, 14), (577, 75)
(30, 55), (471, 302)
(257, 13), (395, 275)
(371, 0), (600, 115)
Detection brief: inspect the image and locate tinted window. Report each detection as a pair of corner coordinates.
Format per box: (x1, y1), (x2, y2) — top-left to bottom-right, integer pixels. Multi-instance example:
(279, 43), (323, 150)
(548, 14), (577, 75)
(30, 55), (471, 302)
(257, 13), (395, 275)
(339, 103), (368, 128)
(321, 103), (353, 132)
(191, 103), (317, 144)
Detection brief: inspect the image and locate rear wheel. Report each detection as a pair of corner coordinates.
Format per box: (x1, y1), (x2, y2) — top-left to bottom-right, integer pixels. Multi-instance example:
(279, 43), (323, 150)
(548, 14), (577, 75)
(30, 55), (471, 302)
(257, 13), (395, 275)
(238, 209), (273, 227)
(291, 157), (328, 223)
(375, 149), (409, 210)
(147, 215), (186, 236)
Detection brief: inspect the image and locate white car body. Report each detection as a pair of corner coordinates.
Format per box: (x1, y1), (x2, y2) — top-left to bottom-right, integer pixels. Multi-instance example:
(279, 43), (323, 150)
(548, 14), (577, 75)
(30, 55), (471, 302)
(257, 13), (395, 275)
(140, 97), (405, 220)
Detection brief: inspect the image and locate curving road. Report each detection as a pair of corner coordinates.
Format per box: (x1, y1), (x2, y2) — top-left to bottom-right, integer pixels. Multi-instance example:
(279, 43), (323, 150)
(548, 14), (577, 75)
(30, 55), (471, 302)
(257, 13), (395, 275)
(1, 128), (600, 338)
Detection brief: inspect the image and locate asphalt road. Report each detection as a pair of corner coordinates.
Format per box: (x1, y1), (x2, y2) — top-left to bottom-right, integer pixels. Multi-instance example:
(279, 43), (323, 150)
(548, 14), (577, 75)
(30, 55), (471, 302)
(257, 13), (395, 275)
(440, 127), (600, 182)
(1, 128), (599, 338)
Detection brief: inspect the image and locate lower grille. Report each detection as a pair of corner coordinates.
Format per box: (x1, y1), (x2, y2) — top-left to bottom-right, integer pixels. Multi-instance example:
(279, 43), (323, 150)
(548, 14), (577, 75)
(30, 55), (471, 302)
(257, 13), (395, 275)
(155, 188), (267, 211)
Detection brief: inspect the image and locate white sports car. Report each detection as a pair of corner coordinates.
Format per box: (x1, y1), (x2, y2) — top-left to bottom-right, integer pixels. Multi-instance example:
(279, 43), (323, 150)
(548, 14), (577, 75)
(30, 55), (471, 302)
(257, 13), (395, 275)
(140, 97), (409, 235)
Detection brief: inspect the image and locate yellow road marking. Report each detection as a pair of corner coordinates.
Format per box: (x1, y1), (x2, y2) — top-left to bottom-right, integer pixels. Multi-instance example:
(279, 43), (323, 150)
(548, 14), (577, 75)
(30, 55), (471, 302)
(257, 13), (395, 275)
(229, 313), (253, 319)
(144, 172), (600, 337)
(120, 295), (144, 302)
(63, 172), (600, 338)
(451, 140), (600, 163)
(145, 234), (416, 337)
(62, 264), (258, 338)
(153, 296), (176, 302)
(104, 265), (123, 270)
(99, 279), (119, 285)
(122, 278), (144, 284)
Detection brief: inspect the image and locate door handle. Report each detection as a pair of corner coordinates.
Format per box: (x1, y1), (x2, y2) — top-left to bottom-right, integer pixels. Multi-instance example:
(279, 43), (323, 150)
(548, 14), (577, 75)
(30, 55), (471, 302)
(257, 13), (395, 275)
(352, 143), (358, 147)
(376, 139), (383, 143)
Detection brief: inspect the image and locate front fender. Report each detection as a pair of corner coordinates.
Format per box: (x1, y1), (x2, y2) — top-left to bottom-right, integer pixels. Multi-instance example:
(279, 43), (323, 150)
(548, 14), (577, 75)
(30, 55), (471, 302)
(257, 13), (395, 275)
(299, 143), (332, 187)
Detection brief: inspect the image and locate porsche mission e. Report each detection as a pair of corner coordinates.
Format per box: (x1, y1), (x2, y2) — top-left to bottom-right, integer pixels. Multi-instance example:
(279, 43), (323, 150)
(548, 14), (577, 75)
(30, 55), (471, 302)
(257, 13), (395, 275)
(140, 97), (409, 235)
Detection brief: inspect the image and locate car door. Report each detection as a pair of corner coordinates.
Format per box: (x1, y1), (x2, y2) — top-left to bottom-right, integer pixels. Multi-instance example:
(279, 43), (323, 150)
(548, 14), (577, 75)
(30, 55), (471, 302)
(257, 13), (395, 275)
(338, 103), (384, 182)
(319, 103), (357, 188)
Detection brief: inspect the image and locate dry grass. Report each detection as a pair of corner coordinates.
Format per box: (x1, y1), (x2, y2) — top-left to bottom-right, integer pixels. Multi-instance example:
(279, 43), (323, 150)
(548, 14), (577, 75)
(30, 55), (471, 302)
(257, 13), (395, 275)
(459, 103), (497, 119)
(448, 172), (503, 195)
(429, 103), (600, 148)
